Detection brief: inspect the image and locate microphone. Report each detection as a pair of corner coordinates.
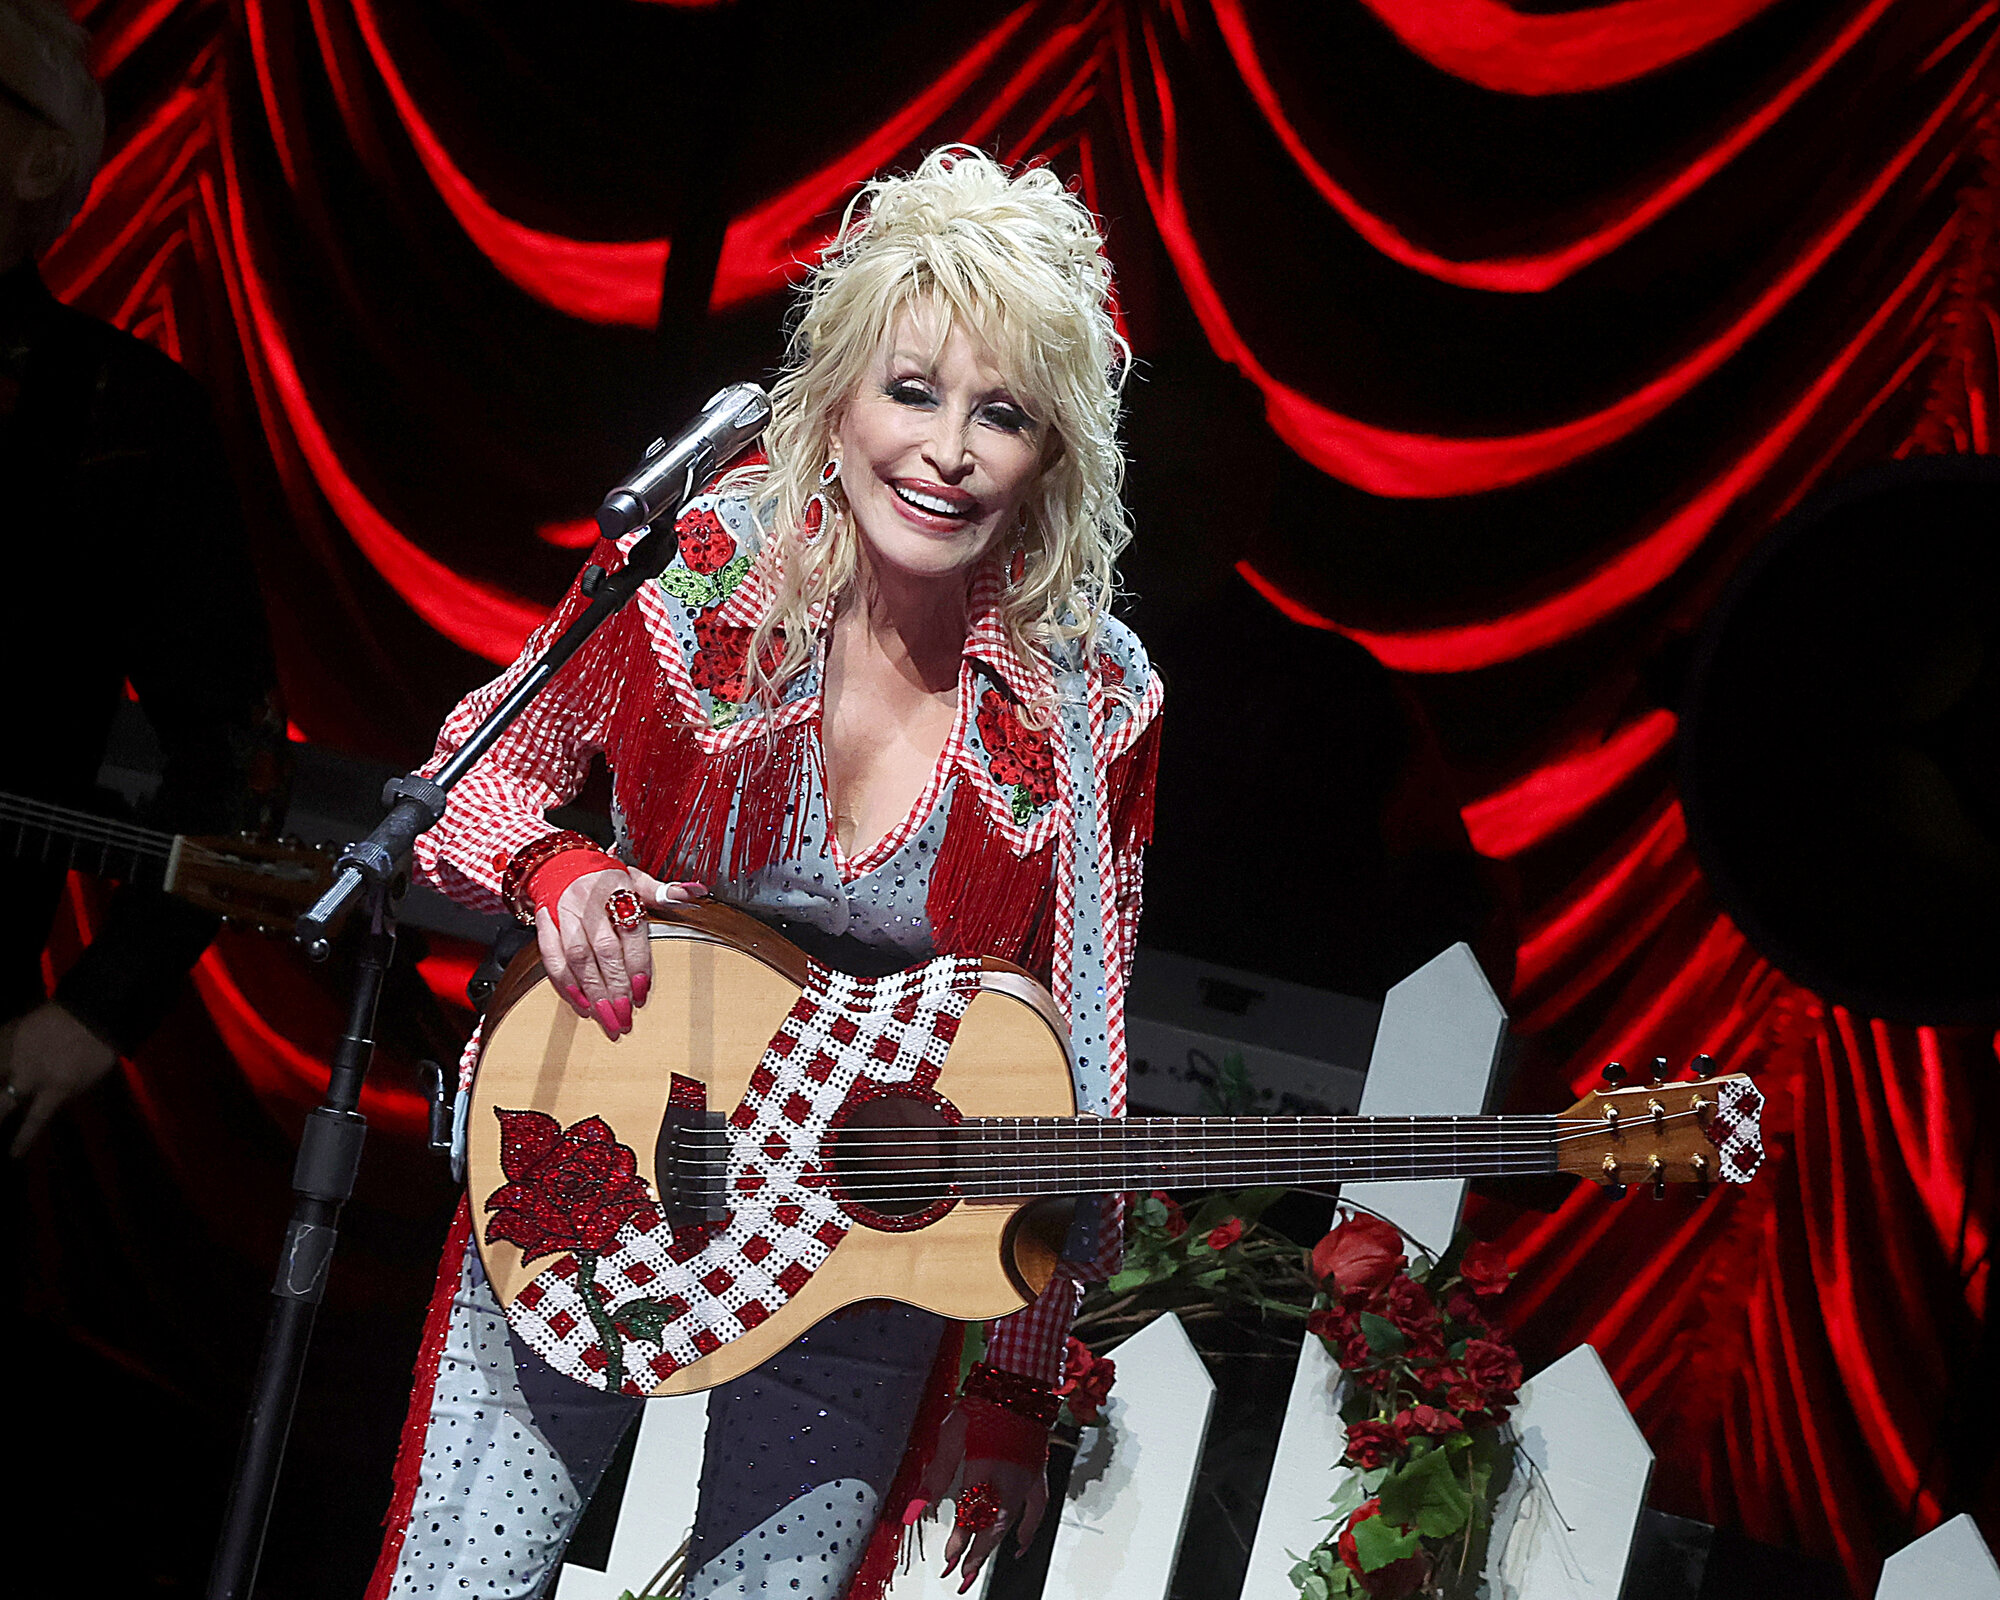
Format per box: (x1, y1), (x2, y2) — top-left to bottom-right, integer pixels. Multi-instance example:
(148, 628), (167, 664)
(596, 382), (773, 540)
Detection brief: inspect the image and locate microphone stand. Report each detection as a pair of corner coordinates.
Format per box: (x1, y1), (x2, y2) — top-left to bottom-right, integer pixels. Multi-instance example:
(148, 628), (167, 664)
(206, 509), (691, 1600)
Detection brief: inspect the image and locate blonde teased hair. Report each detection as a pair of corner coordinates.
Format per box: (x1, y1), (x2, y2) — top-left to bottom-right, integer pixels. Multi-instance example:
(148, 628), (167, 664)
(733, 146), (1131, 704)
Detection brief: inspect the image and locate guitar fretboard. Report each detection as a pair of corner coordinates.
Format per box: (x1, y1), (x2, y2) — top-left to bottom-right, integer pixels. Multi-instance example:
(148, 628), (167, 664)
(938, 1115), (1564, 1195)
(0, 791), (171, 888)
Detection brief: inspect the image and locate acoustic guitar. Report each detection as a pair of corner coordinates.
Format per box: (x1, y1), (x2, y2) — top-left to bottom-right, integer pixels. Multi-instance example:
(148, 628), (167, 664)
(0, 789), (333, 937)
(467, 902), (1765, 1397)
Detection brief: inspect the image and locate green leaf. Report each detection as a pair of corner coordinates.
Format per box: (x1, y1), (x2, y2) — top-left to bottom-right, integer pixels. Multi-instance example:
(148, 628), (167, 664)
(608, 1297), (678, 1345)
(710, 551), (753, 600)
(1134, 1193), (1169, 1229)
(1194, 1268), (1228, 1289)
(1011, 784), (1037, 824)
(1106, 1267), (1153, 1293)
(1350, 1513), (1422, 1572)
(1377, 1446), (1473, 1540)
(657, 568), (716, 606)
(1360, 1311), (1406, 1356)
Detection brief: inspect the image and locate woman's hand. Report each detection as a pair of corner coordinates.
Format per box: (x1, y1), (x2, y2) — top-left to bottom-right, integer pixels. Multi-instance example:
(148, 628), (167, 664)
(916, 1403), (1051, 1594)
(534, 866), (705, 1039)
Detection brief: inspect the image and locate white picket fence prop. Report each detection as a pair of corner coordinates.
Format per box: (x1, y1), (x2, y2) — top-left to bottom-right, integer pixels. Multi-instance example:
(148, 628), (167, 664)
(554, 1391), (708, 1600)
(1242, 942), (1509, 1596)
(1876, 1514), (2000, 1599)
(1482, 1345), (1652, 1599)
(1339, 942), (1510, 1259)
(1040, 1309), (1216, 1600)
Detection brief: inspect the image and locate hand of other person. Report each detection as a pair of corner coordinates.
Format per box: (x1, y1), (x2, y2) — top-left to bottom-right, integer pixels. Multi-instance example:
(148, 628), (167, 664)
(916, 1402), (1052, 1594)
(534, 867), (705, 1041)
(2, 1002), (119, 1156)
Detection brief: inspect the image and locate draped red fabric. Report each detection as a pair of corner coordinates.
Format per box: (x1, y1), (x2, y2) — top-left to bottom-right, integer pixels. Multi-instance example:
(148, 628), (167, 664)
(35, 0), (2000, 1592)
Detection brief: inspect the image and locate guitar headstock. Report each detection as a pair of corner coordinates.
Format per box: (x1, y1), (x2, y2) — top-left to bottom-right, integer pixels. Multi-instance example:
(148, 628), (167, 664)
(169, 834), (336, 937)
(1556, 1068), (1765, 1196)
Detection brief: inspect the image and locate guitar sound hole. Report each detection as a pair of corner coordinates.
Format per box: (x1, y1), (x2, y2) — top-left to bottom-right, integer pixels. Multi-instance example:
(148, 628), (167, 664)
(827, 1092), (959, 1231)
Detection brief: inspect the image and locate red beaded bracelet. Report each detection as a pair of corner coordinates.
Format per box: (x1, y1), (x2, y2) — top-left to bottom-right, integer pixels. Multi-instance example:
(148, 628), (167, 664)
(499, 830), (606, 923)
(960, 1362), (1061, 1429)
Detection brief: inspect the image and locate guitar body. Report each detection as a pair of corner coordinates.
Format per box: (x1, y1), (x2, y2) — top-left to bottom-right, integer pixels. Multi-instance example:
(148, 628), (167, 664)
(467, 901), (1079, 1396)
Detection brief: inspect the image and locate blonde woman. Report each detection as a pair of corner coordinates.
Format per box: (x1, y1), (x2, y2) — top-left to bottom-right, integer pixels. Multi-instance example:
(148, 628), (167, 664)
(370, 147), (1161, 1600)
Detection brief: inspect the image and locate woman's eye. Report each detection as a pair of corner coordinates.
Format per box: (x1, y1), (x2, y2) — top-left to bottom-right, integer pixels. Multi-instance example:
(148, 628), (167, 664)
(888, 380), (934, 406)
(984, 403), (1032, 433)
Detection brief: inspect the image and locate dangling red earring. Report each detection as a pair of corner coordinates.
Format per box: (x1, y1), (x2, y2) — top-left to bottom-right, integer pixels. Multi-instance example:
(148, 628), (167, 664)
(803, 458), (840, 542)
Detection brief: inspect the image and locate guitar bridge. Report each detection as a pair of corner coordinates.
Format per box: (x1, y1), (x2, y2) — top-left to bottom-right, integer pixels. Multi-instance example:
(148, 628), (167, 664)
(654, 1103), (730, 1229)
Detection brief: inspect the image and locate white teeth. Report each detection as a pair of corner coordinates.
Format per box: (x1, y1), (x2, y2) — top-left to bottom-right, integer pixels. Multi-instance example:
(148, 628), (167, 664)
(894, 484), (970, 518)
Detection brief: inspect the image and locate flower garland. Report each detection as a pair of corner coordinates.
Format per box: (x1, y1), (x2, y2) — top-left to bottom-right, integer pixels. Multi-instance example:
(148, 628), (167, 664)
(1290, 1212), (1521, 1600)
(1072, 1183), (1522, 1600)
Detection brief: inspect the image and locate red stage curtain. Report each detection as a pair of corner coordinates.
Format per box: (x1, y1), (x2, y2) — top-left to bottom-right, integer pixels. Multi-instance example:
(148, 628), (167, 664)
(36, 1), (2000, 1590)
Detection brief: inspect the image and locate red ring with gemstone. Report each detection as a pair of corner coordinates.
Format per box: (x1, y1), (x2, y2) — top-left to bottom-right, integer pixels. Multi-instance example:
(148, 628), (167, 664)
(954, 1481), (1003, 1533)
(605, 887), (646, 932)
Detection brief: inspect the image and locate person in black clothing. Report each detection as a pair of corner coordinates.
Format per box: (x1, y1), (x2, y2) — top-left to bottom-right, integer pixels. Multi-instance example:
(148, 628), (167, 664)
(0, 0), (280, 1153)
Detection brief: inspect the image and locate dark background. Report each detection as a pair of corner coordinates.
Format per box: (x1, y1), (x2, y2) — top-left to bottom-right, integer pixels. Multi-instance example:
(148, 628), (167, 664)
(12, 1), (1999, 1594)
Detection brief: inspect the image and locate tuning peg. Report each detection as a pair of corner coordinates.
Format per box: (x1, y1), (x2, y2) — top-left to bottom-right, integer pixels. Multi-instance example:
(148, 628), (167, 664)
(1691, 1152), (1713, 1198)
(1600, 1060), (1627, 1087)
(1649, 1056), (1669, 1084)
(1649, 1154), (1667, 1199)
(1689, 1052), (1714, 1078)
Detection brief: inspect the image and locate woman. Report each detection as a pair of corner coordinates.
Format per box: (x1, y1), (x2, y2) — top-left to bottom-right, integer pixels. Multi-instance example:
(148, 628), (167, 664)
(368, 147), (1160, 1600)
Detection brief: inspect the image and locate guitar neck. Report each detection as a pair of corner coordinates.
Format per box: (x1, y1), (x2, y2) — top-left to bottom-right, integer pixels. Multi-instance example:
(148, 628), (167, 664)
(947, 1114), (1561, 1196)
(0, 790), (174, 890)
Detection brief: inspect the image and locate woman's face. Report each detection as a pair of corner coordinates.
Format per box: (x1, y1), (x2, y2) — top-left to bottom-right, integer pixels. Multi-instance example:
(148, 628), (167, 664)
(833, 301), (1047, 590)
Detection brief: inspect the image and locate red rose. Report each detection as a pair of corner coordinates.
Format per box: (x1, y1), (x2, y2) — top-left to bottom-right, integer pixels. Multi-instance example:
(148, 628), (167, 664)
(1443, 1290), (1492, 1334)
(676, 507), (735, 576)
(1369, 1276), (1443, 1349)
(1312, 1213), (1405, 1295)
(689, 611), (781, 703)
(976, 690), (1059, 808)
(484, 1109), (660, 1263)
(1459, 1240), (1513, 1297)
(1464, 1337), (1524, 1404)
(1148, 1189), (1188, 1239)
(1206, 1218), (1244, 1251)
(1341, 1418), (1405, 1470)
(1391, 1403), (1463, 1438)
(1337, 1501), (1429, 1598)
(1057, 1336), (1116, 1425)
(1309, 1301), (1375, 1372)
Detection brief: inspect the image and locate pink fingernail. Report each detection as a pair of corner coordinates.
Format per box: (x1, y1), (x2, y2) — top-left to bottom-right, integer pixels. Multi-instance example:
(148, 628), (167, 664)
(902, 1499), (928, 1527)
(631, 972), (650, 1007)
(675, 881), (710, 898)
(611, 996), (633, 1032)
(565, 984), (589, 1015)
(594, 999), (620, 1036)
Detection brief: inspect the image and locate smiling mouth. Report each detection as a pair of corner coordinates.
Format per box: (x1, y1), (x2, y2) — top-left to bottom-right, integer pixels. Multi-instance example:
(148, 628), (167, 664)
(891, 481), (980, 522)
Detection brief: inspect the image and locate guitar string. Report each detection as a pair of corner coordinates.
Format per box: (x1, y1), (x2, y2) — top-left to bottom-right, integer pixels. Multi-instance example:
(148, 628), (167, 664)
(654, 1110), (1718, 1200)
(707, 1109), (1701, 1155)
(660, 1120), (1720, 1184)
(0, 794), (174, 852)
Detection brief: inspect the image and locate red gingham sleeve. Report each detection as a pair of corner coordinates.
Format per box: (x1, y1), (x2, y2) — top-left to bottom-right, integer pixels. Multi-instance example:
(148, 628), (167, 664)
(412, 543), (635, 913)
(982, 1268), (1085, 1386)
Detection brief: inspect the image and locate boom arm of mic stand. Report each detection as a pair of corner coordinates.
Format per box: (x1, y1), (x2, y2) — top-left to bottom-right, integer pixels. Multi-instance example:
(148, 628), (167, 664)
(293, 515), (683, 953)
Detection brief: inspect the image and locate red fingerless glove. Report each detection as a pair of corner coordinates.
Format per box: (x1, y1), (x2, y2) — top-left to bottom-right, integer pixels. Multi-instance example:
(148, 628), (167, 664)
(526, 849), (621, 922)
(499, 830), (607, 922)
(961, 1397), (1050, 1469)
(959, 1363), (1058, 1467)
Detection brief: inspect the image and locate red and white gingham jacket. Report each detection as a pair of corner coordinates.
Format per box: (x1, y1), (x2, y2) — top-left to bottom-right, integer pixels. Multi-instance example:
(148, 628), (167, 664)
(416, 493), (1161, 1387)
